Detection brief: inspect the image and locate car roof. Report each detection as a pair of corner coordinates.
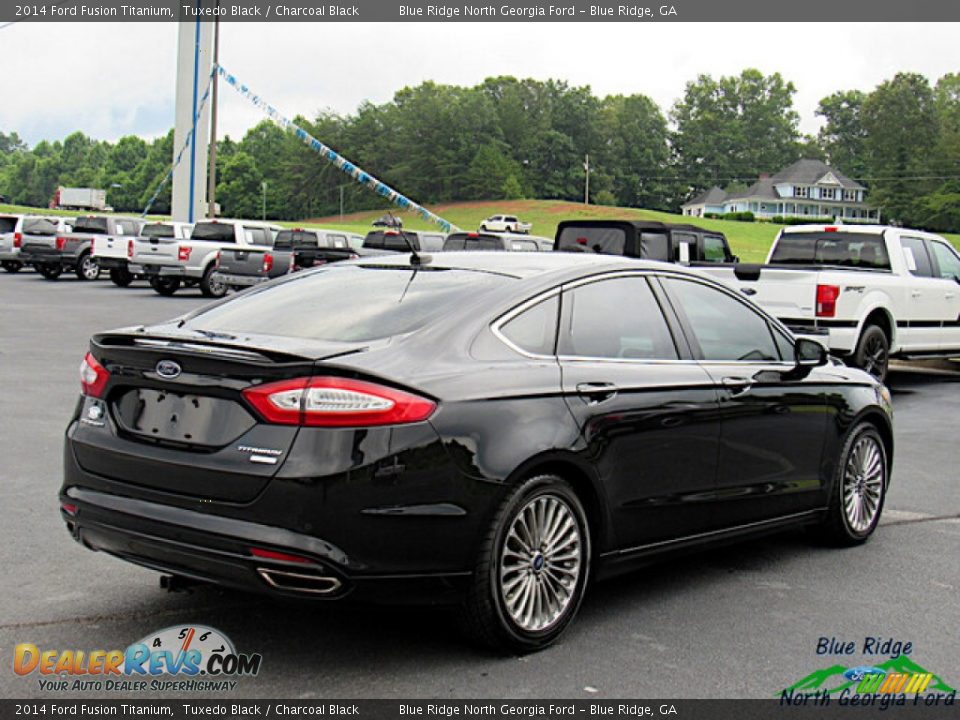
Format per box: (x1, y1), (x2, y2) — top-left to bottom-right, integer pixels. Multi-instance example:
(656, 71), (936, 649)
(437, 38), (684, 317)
(356, 249), (699, 280)
(557, 219), (719, 235)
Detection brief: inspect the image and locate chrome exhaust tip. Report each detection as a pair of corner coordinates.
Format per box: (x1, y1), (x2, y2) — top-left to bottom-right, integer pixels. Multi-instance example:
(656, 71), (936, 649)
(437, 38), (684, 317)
(257, 568), (342, 595)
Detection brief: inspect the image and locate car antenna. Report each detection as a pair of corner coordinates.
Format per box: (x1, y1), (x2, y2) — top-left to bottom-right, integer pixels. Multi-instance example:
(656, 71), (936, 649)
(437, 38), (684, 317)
(385, 212), (428, 266)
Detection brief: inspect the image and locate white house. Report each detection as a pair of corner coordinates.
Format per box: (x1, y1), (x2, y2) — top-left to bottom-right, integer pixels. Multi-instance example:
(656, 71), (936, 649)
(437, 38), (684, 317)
(681, 159), (881, 222)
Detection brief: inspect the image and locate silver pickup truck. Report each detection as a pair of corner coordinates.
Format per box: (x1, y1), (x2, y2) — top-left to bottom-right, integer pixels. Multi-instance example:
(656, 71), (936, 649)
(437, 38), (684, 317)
(10, 216), (76, 277)
(21, 215), (141, 281)
(133, 218), (281, 297)
(0, 214), (24, 272)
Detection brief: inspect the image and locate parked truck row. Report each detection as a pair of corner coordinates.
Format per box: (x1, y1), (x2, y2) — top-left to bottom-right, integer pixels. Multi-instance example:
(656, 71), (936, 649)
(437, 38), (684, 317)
(4, 210), (959, 381)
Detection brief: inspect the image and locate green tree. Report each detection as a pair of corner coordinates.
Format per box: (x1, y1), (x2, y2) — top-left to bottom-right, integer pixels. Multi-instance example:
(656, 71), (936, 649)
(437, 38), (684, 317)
(671, 69), (801, 195)
(862, 73), (938, 224)
(466, 143), (522, 199)
(816, 90), (868, 179)
(218, 152), (264, 219)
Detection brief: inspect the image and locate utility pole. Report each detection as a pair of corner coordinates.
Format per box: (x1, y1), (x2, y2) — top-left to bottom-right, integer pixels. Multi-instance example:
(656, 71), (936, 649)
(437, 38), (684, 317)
(261, 181), (267, 221)
(584, 154), (590, 205)
(206, 12), (220, 218)
(339, 185), (345, 221)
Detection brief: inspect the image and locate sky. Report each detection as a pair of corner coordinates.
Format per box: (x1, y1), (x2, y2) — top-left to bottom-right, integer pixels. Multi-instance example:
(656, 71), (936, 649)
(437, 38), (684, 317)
(1, 22), (958, 147)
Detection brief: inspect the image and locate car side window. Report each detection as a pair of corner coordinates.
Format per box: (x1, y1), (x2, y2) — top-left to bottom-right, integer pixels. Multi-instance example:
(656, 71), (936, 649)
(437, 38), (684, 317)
(559, 276), (678, 360)
(702, 235), (728, 262)
(673, 232), (696, 263)
(662, 277), (781, 362)
(499, 296), (559, 356)
(901, 236), (934, 277)
(928, 240), (960, 281)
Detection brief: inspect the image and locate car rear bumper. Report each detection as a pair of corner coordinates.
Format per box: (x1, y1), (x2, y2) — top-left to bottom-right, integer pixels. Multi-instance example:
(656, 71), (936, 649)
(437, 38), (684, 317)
(20, 248), (74, 265)
(141, 264), (199, 279)
(96, 257), (143, 273)
(60, 425), (484, 604)
(781, 321), (856, 355)
(0, 249), (20, 261)
(215, 272), (267, 287)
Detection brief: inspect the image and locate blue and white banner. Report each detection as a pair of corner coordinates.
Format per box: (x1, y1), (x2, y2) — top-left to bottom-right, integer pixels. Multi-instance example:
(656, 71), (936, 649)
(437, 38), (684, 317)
(216, 64), (458, 233)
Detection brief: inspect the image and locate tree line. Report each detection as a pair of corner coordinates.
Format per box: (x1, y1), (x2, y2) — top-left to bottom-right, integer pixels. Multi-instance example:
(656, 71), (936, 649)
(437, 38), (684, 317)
(0, 69), (957, 230)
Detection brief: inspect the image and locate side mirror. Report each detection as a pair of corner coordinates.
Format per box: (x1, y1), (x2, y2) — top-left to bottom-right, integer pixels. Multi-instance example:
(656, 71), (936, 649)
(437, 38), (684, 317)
(795, 338), (828, 369)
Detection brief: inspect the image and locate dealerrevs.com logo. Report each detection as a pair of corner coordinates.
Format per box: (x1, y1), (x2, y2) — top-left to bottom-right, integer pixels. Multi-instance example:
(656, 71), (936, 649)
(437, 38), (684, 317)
(14, 625), (262, 693)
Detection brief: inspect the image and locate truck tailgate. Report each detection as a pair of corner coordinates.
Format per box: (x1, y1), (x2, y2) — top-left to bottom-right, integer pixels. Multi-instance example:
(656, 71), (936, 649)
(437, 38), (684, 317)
(93, 235), (128, 259)
(134, 236), (179, 265)
(701, 265), (819, 320)
(216, 247), (268, 276)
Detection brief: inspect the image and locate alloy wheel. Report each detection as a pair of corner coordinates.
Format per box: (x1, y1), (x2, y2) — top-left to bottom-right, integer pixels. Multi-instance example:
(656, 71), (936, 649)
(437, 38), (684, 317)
(80, 255), (100, 280)
(499, 494), (582, 633)
(842, 435), (885, 534)
(862, 335), (888, 380)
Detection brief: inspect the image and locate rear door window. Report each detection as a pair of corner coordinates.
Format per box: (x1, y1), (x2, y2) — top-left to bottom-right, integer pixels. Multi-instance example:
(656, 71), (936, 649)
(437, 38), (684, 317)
(900, 236), (934, 277)
(559, 276), (678, 360)
(557, 226), (626, 254)
(244, 227), (272, 246)
(639, 232), (669, 260)
(702, 235), (729, 262)
(0, 217), (17, 234)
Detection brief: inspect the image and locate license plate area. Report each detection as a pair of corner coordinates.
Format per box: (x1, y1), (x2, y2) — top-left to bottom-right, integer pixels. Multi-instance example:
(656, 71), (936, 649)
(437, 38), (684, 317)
(112, 388), (255, 448)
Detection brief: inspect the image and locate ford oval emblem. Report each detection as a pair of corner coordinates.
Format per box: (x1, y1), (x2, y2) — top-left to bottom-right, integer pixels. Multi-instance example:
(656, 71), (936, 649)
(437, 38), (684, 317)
(155, 360), (182, 379)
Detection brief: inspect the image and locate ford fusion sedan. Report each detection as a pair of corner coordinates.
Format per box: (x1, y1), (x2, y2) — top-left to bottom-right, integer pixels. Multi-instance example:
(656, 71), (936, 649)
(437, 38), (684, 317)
(60, 252), (893, 652)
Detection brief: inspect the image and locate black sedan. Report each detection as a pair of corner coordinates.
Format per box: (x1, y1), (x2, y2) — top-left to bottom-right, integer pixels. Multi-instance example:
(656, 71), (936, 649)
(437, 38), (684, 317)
(61, 252), (893, 652)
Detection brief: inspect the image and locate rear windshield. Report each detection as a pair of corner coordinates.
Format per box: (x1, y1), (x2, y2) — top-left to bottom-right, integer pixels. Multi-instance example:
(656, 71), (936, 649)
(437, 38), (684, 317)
(363, 231), (420, 252)
(770, 232), (890, 269)
(557, 226), (626, 255)
(73, 217), (109, 234)
(443, 233), (504, 251)
(186, 265), (512, 343)
(191, 222), (235, 242)
(22, 218), (58, 236)
(142, 223), (175, 239)
(0, 217), (17, 234)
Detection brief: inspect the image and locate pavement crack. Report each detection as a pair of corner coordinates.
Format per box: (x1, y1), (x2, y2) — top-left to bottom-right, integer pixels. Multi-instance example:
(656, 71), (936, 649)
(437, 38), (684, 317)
(881, 512), (960, 527)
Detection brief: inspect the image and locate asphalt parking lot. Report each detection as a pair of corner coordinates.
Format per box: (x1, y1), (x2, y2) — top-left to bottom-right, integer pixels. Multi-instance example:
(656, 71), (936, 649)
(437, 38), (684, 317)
(1, 270), (958, 699)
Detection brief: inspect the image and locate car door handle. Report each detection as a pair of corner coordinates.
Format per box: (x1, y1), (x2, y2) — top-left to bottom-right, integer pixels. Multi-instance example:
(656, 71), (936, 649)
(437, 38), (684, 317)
(721, 376), (753, 396)
(911, 291), (922, 298)
(946, 293), (957, 300)
(576, 382), (618, 404)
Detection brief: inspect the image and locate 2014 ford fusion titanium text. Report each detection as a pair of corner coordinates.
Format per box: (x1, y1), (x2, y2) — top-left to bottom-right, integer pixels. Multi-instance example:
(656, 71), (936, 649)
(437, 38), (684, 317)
(60, 252), (893, 652)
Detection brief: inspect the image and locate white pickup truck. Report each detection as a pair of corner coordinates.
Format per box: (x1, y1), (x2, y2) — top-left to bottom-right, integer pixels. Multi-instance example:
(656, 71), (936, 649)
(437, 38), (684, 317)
(701, 224), (960, 381)
(133, 219), (280, 297)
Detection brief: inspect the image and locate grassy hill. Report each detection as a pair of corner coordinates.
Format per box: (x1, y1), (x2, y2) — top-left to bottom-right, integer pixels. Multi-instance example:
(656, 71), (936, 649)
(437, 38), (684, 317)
(4, 198), (958, 262)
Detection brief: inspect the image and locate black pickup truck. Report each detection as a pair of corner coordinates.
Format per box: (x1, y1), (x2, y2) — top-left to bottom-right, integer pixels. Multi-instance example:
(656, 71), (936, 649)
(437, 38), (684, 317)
(214, 228), (379, 291)
(554, 220), (737, 264)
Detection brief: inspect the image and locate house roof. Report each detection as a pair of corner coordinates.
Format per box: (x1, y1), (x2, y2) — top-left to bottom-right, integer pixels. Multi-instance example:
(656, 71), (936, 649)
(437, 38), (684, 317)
(683, 186), (728, 207)
(770, 158), (865, 191)
(727, 177), (778, 202)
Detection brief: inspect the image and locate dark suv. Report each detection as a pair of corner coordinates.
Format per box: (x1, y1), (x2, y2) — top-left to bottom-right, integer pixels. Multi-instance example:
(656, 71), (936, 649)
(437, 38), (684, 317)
(555, 220), (737, 264)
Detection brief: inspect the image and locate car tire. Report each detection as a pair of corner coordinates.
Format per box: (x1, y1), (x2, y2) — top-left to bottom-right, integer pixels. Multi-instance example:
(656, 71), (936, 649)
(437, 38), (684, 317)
(460, 474), (590, 654)
(37, 263), (62, 280)
(199, 264), (227, 298)
(75, 252), (100, 281)
(109, 267), (133, 287)
(149, 276), (180, 296)
(2, 260), (22, 273)
(811, 422), (888, 547)
(850, 324), (889, 383)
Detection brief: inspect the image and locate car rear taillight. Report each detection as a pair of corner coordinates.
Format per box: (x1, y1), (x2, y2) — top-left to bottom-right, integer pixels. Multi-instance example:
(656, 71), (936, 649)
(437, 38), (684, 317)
(127, 240), (134, 259)
(178, 245), (191, 261)
(816, 284), (840, 318)
(214, 250), (221, 268)
(243, 376), (436, 428)
(248, 547), (312, 564)
(61, 502), (78, 516)
(56, 236), (67, 251)
(824, 226), (838, 233)
(263, 253), (274, 273)
(14, 232), (22, 248)
(287, 253), (296, 271)
(79, 352), (109, 398)
(90, 238), (95, 253)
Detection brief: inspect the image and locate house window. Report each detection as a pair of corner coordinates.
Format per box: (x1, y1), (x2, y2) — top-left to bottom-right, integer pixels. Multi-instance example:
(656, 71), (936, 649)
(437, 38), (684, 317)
(843, 189), (858, 202)
(820, 188), (835, 200)
(794, 186), (809, 198)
